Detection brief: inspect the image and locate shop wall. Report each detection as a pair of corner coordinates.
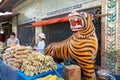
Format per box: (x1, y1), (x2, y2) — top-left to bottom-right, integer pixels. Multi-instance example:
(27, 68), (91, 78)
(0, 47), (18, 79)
(37, 0), (101, 19)
(12, 0), (101, 45)
(12, 1), (37, 25)
(12, 17), (17, 35)
(13, 1), (36, 25)
(35, 27), (42, 45)
(36, 0), (101, 45)
(12, 0), (42, 44)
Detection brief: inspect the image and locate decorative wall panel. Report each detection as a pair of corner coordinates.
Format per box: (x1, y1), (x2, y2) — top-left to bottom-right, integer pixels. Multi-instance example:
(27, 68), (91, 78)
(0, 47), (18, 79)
(106, 0), (118, 72)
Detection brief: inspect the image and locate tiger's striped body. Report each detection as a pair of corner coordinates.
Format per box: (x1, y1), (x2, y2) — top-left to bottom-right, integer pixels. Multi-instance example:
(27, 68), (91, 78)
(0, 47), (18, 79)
(45, 11), (98, 80)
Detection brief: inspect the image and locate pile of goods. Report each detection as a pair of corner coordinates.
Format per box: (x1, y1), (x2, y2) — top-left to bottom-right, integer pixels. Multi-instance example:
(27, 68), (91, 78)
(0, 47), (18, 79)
(3, 46), (32, 70)
(36, 74), (64, 80)
(21, 52), (56, 76)
(3, 45), (57, 77)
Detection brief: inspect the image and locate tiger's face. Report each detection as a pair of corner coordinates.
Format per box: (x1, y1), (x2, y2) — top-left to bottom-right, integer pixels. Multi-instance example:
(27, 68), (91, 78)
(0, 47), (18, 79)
(68, 11), (88, 32)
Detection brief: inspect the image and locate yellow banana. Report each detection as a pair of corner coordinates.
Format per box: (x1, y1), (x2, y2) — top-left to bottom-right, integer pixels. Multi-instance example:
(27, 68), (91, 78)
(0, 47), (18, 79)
(46, 75), (57, 80)
(36, 74), (52, 80)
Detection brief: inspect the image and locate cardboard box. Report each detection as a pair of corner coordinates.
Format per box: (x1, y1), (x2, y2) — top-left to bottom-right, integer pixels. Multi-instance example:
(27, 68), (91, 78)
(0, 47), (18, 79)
(63, 65), (81, 80)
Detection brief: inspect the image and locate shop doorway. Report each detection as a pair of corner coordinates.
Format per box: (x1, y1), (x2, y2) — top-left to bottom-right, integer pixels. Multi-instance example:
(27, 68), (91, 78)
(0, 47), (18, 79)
(17, 23), (35, 46)
(43, 7), (101, 66)
(0, 23), (12, 43)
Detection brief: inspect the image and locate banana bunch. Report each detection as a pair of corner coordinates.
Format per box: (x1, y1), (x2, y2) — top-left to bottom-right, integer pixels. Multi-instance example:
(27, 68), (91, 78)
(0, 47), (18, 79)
(21, 52), (56, 76)
(3, 45), (32, 70)
(36, 75), (57, 80)
(36, 75), (64, 80)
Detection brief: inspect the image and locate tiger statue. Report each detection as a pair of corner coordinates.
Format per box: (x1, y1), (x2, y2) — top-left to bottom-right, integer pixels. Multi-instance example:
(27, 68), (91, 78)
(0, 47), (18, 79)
(44, 11), (98, 80)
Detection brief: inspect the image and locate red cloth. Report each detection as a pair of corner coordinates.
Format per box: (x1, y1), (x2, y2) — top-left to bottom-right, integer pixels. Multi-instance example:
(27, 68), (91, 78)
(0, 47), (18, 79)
(32, 16), (69, 27)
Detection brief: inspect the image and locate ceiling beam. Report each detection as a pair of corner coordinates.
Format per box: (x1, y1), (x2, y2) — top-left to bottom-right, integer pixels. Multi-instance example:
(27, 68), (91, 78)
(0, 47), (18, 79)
(0, 13), (20, 22)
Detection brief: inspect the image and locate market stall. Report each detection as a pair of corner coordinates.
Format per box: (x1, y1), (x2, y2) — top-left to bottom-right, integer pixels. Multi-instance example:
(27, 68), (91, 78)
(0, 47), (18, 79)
(0, 45), (64, 80)
(0, 59), (63, 80)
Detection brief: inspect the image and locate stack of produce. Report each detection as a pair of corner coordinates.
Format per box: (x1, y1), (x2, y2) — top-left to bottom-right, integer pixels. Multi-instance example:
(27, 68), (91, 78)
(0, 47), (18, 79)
(3, 46), (32, 70)
(21, 52), (56, 76)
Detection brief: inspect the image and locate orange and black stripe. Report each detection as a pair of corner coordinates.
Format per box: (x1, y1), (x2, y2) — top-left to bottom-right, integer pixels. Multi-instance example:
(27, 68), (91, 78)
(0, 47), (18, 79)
(45, 12), (98, 80)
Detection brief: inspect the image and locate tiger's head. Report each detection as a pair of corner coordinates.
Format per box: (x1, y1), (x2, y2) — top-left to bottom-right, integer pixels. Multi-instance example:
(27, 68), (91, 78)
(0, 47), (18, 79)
(68, 11), (94, 34)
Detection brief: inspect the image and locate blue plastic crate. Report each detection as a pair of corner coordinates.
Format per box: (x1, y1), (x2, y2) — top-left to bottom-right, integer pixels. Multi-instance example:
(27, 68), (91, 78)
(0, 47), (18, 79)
(17, 64), (64, 80)
(108, 74), (120, 80)
(0, 59), (64, 80)
(0, 60), (18, 80)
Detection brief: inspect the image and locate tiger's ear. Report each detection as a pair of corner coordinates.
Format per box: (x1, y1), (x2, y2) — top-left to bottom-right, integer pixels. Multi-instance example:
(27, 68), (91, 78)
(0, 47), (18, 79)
(89, 14), (94, 20)
(68, 10), (79, 17)
(80, 12), (88, 18)
(89, 14), (94, 17)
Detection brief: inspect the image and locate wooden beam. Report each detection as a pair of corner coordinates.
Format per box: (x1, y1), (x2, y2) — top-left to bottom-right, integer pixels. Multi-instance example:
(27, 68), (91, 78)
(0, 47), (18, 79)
(95, 13), (109, 18)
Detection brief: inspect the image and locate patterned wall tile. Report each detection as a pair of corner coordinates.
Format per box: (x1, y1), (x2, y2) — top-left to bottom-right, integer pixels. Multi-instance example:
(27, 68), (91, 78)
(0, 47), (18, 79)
(106, 0), (117, 50)
(106, 0), (117, 72)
